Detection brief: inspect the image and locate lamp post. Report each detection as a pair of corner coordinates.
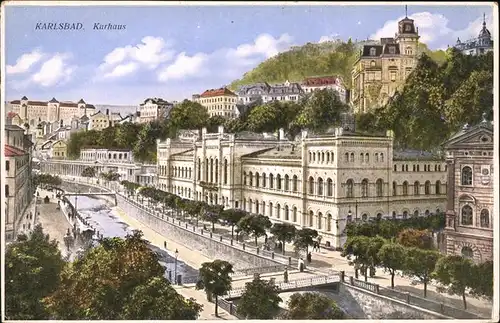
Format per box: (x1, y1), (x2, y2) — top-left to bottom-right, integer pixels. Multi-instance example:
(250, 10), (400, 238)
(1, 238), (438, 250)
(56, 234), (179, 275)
(174, 248), (179, 285)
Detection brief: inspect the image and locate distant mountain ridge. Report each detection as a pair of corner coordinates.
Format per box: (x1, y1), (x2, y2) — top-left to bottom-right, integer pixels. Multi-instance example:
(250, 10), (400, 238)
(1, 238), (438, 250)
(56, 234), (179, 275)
(229, 39), (446, 91)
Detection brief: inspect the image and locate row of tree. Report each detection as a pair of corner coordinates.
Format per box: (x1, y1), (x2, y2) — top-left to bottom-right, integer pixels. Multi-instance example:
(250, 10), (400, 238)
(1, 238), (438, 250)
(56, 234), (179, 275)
(32, 173), (62, 188)
(196, 259), (344, 319)
(123, 182), (320, 254)
(341, 234), (493, 309)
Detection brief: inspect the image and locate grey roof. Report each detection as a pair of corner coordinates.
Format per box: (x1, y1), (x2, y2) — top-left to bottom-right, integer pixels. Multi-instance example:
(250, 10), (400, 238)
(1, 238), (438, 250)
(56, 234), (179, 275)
(5, 124), (25, 131)
(21, 96), (28, 100)
(243, 146), (301, 160)
(445, 119), (493, 145)
(78, 99), (86, 104)
(49, 97), (59, 103)
(234, 131), (278, 140)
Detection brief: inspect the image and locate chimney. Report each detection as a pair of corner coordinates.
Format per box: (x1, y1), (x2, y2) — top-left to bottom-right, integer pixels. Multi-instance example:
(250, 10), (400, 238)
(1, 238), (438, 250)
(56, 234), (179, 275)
(106, 109), (109, 115)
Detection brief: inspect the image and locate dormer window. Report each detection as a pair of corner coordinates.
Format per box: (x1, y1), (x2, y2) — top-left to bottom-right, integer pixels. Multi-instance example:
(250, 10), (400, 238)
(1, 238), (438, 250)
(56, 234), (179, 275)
(370, 47), (376, 56)
(389, 46), (396, 54)
(405, 24), (411, 32)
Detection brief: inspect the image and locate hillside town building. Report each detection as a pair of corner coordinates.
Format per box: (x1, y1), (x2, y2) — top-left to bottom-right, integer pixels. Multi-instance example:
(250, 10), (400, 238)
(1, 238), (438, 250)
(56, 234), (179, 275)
(301, 76), (348, 103)
(454, 14), (493, 56)
(4, 118), (34, 241)
(6, 97), (96, 127)
(194, 88), (239, 118)
(444, 117), (494, 263)
(156, 126), (447, 248)
(351, 12), (420, 114)
(139, 98), (174, 123)
(236, 80), (305, 105)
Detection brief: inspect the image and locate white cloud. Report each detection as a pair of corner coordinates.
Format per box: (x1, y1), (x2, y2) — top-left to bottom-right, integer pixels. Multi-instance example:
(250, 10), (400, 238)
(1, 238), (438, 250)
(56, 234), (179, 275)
(319, 33), (340, 43)
(157, 33), (294, 84)
(371, 12), (494, 48)
(98, 36), (175, 79)
(454, 14), (494, 41)
(357, 21), (362, 25)
(157, 52), (208, 82)
(31, 53), (76, 87)
(6, 49), (44, 75)
(104, 62), (139, 79)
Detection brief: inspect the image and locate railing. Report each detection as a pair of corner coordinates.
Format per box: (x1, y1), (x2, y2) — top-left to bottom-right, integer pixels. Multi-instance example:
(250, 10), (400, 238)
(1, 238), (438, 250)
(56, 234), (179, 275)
(344, 275), (485, 319)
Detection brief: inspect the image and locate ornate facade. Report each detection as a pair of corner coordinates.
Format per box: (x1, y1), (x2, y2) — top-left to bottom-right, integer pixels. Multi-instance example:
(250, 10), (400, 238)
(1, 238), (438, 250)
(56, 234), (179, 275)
(444, 118), (494, 263)
(139, 98), (174, 124)
(351, 14), (420, 114)
(236, 80), (305, 105)
(194, 88), (239, 118)
(157, 126), (447, 248)
(454, 14), (493, 56)
(7, 97), (96, 127)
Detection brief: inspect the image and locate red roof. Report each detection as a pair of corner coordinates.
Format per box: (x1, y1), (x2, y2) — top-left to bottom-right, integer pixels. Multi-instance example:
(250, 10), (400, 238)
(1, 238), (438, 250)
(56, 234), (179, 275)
(303, 76), (340, 87)
(4, 145), (26, 157)
(200, 87), (237, 98)
(7, 112), (19, 119)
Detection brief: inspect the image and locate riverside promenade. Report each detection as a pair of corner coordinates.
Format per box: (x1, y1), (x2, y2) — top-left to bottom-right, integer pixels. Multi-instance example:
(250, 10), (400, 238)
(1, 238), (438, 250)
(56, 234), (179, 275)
(60, 176), (492, 319)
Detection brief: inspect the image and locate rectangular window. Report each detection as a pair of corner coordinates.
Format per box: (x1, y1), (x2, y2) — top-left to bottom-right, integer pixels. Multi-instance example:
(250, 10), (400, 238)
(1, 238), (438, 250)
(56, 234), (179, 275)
(6, 161), (9, 171)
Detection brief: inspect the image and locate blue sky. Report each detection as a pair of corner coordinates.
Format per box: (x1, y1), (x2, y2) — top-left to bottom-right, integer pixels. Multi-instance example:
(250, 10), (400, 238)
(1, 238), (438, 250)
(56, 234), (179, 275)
(4, 3), (495, 105)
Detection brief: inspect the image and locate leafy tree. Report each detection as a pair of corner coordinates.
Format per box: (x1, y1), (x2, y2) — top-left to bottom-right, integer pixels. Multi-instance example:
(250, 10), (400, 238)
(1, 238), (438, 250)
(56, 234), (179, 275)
(220, 208), (247, 240)
(43, 230), (202, 319)
(294, 89), (348, 132)
(195, 260), (234, 317)
(115, 122), (142, 149)
(81, 166), (96, 182)
(205, 115), (227, 133)
(365, 236), (386, 275)
(237, 277), (282, 319)
(202, 204), (224, 231)
(397, 228), (434, 250)
(237, 214), (272, 246)
(433, 255), (475, 309)
(5, 224), (65, 320)
(402, 247), (441, 297)
(293, 228), (318, 254)
(284, 292), (344, 319)
(377, 242), (406, 288)
(169, 99), (209, 130)
(246, 101), (301, 133)
(270, 223), (297, 254)
(341, 235), (370, 281)
(469, 260), (493, 301)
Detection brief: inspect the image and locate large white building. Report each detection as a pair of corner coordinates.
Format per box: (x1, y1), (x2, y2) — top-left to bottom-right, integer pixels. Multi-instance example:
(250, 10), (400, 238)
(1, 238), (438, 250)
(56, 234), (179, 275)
(4, 122), (34, 241)
(236, 81), (305, 105)
(157, 126), (448, 248)
(454, 14), (493, 56)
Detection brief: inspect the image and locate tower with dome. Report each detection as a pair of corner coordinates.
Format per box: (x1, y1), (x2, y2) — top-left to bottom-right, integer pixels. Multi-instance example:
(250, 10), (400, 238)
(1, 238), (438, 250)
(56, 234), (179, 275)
(454, 14), (493, 56)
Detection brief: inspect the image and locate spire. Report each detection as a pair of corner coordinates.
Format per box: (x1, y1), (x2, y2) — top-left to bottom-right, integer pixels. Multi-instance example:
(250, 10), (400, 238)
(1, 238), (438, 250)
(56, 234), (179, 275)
(483, 13), (486, 27)
(405, 5), (408, 18)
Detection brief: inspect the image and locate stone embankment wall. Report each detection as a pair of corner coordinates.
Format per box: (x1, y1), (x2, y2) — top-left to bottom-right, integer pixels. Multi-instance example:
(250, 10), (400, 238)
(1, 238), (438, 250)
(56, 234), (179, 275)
(117, 195), (281, 270)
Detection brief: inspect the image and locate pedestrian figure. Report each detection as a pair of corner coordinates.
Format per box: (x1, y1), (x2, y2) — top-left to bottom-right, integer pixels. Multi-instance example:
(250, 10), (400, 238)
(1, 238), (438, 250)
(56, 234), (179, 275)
(307, 252), (312, 264)
(298, 258), (305, 272)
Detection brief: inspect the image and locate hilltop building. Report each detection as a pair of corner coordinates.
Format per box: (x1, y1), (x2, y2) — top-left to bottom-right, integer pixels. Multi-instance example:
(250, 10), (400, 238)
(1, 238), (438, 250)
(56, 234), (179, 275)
(236, 80), (305, 105)
(301, 76), (348, 103)
(139, 98), (174, 124)
(351, 10), (420, 114)
(194, 88), (239, 118)
(443, 116), (494, 263)
(6, 97), (96, 127)
(454, 14), (493, 56)
(156, 126), (447, 248)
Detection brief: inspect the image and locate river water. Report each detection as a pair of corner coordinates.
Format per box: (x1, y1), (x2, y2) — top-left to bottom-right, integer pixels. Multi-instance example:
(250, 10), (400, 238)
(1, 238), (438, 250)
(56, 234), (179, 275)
(67, 195), (199, 281)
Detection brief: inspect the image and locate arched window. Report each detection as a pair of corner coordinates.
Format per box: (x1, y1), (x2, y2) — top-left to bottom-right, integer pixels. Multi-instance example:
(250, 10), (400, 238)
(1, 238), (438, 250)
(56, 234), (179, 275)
(360, 153), (365, 163)
(327, 178), (333, 197)
(393, 181), (397, 196)
(276, 204), (281, 219)
(362, 213), (368, 221)
(223, 159), (228, 184)
(375, 153), (379, 162)
(376, 179), (383, 197)
(326, 153), (330, 163)
(293, 207), (298, 222)
(262, 173), (267, 187)
(285, 205), (289, 220)
(309, 177), (314, 194)
(461, 246), (474, 259)
(365, 153), (369, 163)
(269, 202), (273, 217)
(276, 174), (282, 190)
(380, 153), (384, 162)
(309, 211), (314, 227)
(318, 212), (323, 230)
(344, 153), (349, 162)
(361, 179), (369, 197)
(284, 174), (289, 191)
(370, 60), (376, 66)
(402, 181), (408, 196)
(376, 213), (383, 220)
(413, 210), (419, 217)
(480, 209), (489, 228)
(461, 205), (473, 225)
(461, 166), (473, 185)
(435, 181), (441, 195)
(350, 153), (354, 162)
(292, 175), (298, 192)
(255, 172), (260, 187)
(309, 152), (312, 162)
(403, 211), (408, 219)
(346, 179), (354, 198)
(424, 181), (430, 195)
(327, 214), (332, 231)
(255, 200), (260, 214)
(317, 178), (324, 196)
(414, 181), (420, 195)
(392, 211), (397, 219)
(243, 171), (247, 185)
(249, 172), (253, 186)
(269, 173), (274, 189)
(198, 158), (202, 180)
(210, 159), (214, 182)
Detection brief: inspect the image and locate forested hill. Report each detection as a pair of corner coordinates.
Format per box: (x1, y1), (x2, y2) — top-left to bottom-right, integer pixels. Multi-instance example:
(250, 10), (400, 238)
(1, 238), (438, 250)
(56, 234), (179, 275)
(229, 39), (446, 90)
